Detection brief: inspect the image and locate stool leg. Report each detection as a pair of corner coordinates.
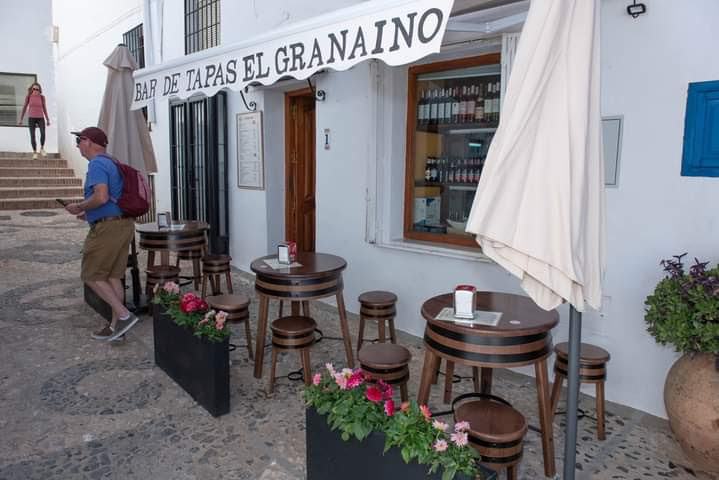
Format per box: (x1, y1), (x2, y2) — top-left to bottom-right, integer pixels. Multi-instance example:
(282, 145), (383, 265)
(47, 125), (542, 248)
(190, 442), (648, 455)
(302, 301), (310, 316)
(596, 381), (606, 441)
(278, 300), (284, 318)
(244, 319), (254, 360)
(388, 318), (397, 344)
(357, 316), (366, 355)
(443, 361), (454, 404)
(200, 273), (208, 298)
(507, 465), (518, 480)
(550, 372), (565, 421)
(472, 367), (480, 392)
(225, 270), (233, 294)
(480, 367), (493, 395)
(399, 382), (408, 403)
(268, 348), (278, 394)
(192, 257), (201, 289)
(301, 348), (311, 385)
(432, 359), (441, 385)
(378, 319), (386, 343)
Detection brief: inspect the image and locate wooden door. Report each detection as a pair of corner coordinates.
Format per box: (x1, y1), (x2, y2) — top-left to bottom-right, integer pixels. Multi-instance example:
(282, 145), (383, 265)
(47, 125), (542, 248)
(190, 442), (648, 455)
(285, 90), (316, 253)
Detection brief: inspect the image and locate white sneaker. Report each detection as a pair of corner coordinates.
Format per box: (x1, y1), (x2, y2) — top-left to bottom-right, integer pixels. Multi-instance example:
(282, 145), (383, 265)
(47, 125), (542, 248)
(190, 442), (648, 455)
(32, 152), (38, 160)
(40, 148), (46, 157)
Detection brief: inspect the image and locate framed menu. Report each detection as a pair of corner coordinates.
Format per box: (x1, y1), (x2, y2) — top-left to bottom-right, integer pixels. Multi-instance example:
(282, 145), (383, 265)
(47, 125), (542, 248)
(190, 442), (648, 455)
(237, 111), (264, 189)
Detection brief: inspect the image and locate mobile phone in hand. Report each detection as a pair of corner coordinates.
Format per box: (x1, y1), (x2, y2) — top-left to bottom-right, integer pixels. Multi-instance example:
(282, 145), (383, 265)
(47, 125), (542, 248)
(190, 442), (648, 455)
(56, 198), (68, 207)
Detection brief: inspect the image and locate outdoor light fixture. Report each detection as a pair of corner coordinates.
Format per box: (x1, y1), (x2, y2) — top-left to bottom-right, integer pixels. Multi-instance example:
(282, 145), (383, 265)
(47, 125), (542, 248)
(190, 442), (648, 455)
(627, 1), (647, 18)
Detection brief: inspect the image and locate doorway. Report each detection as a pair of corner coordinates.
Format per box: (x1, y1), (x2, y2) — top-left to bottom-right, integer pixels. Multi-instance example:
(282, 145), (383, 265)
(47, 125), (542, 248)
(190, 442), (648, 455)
(284, 89), (316, 253)
(169, 93), (229, 254)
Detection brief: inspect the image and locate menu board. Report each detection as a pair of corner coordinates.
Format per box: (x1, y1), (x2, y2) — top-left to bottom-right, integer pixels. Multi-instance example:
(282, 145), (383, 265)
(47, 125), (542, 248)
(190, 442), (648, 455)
(237, 111), (264, 189)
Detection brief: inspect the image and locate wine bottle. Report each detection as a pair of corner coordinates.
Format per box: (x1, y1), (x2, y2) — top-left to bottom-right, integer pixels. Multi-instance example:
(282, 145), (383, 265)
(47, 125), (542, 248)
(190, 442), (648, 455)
(474, 84), (484, 123)
(466, 86), (476, 124)
(484, 83), (492, 123)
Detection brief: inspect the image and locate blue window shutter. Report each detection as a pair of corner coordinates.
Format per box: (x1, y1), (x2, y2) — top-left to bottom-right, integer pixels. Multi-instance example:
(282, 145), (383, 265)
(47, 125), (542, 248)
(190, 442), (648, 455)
(682, 80), (719, 177)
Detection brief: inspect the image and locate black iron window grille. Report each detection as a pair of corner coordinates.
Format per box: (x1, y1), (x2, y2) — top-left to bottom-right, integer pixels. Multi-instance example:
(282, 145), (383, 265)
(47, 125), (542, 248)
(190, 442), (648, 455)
(185, 0), (221, 54)
(123, 24), (145, 69)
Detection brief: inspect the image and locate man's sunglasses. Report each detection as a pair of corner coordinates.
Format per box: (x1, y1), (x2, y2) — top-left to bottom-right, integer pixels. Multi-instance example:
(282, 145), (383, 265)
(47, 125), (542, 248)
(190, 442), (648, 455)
(75, 136), (87, 145)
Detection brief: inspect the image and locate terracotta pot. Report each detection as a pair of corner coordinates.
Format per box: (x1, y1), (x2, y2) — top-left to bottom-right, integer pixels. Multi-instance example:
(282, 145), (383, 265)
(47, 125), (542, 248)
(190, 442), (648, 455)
(664, 353), (719, 472)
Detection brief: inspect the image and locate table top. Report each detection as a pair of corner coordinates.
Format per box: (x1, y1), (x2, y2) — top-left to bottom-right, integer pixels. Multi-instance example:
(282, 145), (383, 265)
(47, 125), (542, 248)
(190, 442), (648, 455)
(136, 221), (210, 234)
(421, 292), (558, 337)
(250, 253), (346, 279)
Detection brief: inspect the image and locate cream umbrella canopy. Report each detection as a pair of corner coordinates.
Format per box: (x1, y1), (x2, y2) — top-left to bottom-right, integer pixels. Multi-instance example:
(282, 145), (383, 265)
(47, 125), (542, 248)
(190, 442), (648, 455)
(98, 44), (157, 174)
(465, 1), (604, 477)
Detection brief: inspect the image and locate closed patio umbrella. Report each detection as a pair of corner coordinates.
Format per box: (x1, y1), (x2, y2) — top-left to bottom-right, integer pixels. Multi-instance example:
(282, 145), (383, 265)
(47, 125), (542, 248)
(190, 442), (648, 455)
(98, 44), (157, 174)
(465, 1), (604, 478)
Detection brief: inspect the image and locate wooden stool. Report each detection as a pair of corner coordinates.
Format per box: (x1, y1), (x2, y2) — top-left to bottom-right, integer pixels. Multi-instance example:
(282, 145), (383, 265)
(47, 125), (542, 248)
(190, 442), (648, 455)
(358, 343), (411, 402)
(146, 265), (181, 301)
(201, 254), (233, 298)
(206, 294), (253, 360)
(268, 316), (316, 394)
(357, 291), (398, 354)
(175, 249), (203, 289)
(550, 342), (610, 440)
(454, 395), (528, 480)
(434, 360), (485, 404)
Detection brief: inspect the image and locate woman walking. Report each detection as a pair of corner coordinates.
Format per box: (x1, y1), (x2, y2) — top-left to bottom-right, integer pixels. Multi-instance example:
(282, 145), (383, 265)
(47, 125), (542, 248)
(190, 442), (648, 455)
(18, 82), (51, 159)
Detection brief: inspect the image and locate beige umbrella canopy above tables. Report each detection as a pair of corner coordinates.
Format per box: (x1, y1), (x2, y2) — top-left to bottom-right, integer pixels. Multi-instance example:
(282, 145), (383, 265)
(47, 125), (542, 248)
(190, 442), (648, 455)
(98, 45), (157, 175)
(465, 1), (605, 477)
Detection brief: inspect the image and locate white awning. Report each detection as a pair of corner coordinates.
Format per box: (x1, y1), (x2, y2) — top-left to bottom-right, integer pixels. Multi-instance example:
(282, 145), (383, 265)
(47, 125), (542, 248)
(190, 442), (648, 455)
(132, 0), (453, 109)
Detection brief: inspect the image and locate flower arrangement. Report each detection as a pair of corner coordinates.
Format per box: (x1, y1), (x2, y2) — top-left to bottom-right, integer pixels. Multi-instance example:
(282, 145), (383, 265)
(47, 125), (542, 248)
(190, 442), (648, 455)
(644, 254), (719, 355)
(152, 281), (230, 342)
(305, 364), (480, 480)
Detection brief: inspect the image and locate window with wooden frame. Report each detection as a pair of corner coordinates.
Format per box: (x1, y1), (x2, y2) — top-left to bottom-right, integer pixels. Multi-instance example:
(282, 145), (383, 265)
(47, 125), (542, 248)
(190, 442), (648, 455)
(185, 0), (221, 55)
(403, 54), (501, 248)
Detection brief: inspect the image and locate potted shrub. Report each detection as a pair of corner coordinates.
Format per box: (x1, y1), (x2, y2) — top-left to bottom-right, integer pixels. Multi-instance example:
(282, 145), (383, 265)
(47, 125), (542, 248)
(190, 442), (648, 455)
(644, 254), (719, 472)
(305, 364), (495, 480)
(152, 281), (231, 417)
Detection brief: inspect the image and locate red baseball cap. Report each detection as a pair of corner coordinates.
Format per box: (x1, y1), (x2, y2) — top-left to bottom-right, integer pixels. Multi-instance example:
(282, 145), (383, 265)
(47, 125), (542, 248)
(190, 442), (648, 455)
(71, 127), (108, 147)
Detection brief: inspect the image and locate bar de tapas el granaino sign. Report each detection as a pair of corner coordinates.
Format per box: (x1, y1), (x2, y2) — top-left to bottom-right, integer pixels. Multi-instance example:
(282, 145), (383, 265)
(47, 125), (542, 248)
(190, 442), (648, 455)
(131, 0), (453, 109)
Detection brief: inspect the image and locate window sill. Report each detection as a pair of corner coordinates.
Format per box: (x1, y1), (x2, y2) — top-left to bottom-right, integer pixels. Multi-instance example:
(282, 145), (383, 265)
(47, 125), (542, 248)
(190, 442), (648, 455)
(374, 237), (493, 263)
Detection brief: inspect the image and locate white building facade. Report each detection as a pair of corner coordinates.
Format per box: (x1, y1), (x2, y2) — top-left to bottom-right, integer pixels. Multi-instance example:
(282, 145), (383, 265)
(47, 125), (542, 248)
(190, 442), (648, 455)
(49, 0), (719, 419)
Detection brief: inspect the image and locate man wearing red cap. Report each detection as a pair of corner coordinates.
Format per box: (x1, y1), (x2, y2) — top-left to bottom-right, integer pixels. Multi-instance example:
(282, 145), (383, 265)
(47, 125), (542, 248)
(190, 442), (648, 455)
(65, 127), (138, 341)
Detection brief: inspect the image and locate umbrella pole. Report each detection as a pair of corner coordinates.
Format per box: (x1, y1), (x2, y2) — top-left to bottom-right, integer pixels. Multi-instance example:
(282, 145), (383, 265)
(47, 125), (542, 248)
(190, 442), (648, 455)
(563, 305), (582, 479)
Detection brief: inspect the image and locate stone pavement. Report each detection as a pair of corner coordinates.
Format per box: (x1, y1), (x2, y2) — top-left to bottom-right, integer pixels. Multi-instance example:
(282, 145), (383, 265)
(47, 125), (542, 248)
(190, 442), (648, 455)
(0, 210), (716, 480)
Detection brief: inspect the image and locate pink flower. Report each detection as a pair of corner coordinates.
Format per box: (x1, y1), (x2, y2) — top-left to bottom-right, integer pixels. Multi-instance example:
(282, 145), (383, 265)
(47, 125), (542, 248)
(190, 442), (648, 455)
(400, 401), (411, 412)
(215, 311), (228, 324)
(347, 370), (364, 389)
(384, 399), (395, 417)
(433, 439), (448, 452)
(420, 404), (432, 421)
(383, 384), (393, 400)
(451, 431), (468, 447)
(163, 281), (179, 294)
(340, 368), (353, 378)
(215, 320), (225, 330)
(334, 374), (348, 390)
(365, 386), (383, 403)
(325, 363), (335, 376)
(432, 420), (449, 432)
(454, 421), (471, 432)
(181, 292), (198, 303)
(312, 373), (322, 386)
(199, 310), (213, 325)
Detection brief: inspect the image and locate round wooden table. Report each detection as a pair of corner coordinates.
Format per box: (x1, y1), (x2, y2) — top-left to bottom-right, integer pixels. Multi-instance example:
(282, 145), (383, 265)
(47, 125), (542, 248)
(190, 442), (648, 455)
(417, 292), (559, 478)
(250, 253), (354, 379)
(136, 221), (209, 268)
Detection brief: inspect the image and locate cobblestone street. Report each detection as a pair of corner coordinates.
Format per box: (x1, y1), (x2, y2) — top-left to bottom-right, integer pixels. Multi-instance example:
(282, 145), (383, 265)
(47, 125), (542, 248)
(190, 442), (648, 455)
(0, 210), (715, 480)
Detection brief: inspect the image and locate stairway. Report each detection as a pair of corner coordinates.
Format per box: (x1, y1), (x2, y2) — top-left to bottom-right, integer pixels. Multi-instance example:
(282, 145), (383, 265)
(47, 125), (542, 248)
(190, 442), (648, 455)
(0, 151), (84, 210)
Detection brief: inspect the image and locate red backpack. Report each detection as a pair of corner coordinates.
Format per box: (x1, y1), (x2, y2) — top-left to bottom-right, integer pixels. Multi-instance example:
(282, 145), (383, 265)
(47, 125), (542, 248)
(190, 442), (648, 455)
(108, 156), (151, 217)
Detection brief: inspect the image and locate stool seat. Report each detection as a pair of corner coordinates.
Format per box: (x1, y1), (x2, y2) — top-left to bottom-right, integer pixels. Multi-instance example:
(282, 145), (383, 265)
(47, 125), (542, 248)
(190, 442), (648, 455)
(272, 315), (316, 336)
(147, 265), (181, 277)
(200, 254), (233, 298)
(455, 400), (528, 444)
(358, 343), (411, 367)
(206, 294), (249, 312)
(175, 248), (204, 289)
(358, 343), (411, 402)
(358, 290), (397, 306)
(203, 254), (231, 265)
(554, 342), (610, 365)
(146, 266), (181, 300)
(206, 293), (253, 360)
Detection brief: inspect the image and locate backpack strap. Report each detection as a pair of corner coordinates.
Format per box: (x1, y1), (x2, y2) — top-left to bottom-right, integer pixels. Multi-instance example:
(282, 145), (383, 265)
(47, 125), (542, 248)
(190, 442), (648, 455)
(101, 154), (123, 204)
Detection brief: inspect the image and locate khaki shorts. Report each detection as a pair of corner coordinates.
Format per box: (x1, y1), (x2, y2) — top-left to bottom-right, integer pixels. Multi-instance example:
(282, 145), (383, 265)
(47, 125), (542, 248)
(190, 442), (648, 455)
(81, 218), (134, 281)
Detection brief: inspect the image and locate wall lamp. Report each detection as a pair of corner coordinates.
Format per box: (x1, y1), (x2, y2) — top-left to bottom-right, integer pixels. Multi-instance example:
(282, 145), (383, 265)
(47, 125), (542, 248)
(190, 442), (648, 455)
(627, 1), (647, 18)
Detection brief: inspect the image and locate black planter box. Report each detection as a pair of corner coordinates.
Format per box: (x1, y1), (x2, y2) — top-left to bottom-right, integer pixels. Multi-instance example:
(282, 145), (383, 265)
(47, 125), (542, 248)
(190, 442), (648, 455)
(153, 305), (230, 416)
(306, 407), (496, 480)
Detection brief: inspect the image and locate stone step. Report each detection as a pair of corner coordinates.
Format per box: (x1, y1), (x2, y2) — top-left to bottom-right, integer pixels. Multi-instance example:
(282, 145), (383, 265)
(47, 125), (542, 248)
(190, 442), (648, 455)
(0, 177), (82, 187)
(0, 187), (84, 199)
(0, 158), (68, 168)
(0, 151), (61, 159)
(0, 168), (75, 178)
(0, 197), (84, 210)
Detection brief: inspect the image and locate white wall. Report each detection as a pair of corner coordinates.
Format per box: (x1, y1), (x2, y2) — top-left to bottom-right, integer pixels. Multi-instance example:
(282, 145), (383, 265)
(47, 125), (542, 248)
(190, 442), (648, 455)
(0, 0), (57, 153)
(54, 0), (143, 175)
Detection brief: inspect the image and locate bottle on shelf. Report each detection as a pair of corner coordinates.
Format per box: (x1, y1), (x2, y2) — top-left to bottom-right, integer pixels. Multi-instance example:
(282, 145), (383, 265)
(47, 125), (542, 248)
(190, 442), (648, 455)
(474, 84), (484, 123)
(451, 87), (460, 124)
(466, 86), (476, 124)
(458, 86), (467, 124)
(424, 156), (432, 181)
(483, 83), (492, 124)
(417, 89), (426, 126)
(436, 88), (445, 126)
(493, 81), (501, 123)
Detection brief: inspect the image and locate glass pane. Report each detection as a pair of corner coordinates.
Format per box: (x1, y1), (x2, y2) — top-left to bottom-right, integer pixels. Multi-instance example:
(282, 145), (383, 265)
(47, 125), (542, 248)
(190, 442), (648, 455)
(409, 63), (500, 239)
(0, 73), (37, 126)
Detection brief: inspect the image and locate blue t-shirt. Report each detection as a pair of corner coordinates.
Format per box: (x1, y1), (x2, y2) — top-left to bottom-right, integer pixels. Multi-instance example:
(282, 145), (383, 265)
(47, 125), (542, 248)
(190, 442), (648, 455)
(84, 154), (123, 225)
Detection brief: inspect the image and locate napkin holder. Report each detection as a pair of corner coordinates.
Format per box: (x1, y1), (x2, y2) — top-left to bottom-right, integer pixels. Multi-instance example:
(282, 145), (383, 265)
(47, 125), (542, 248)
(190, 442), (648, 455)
(277, 240), (297, 265)
(453, 285), (476, 319)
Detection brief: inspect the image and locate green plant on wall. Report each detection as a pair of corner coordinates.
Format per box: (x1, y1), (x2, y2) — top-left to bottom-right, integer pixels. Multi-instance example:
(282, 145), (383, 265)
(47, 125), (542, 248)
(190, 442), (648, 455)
(644, 254), (719, 354)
